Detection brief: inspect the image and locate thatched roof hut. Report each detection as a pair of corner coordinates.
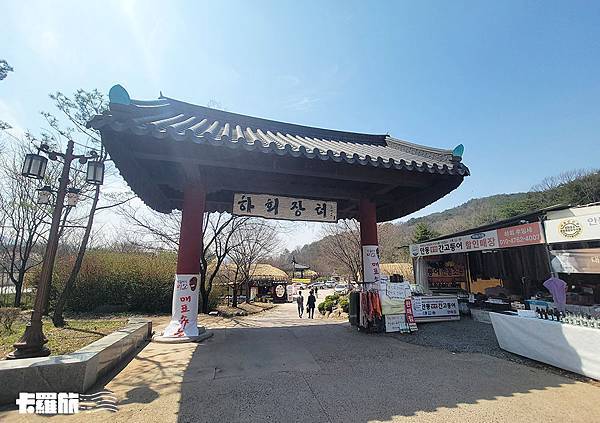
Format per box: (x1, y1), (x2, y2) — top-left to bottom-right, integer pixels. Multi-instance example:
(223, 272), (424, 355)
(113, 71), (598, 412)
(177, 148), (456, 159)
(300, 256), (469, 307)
(217, 263), (289, 284)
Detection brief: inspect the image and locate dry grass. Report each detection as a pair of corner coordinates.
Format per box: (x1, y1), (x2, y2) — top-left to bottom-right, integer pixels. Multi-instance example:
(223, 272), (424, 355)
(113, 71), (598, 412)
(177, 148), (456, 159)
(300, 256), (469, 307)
(0, 317), (127, 359)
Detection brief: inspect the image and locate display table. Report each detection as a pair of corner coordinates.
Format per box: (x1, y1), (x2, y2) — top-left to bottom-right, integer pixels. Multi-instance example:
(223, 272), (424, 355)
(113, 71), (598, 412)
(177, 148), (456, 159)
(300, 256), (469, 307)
(490, 312), (600, 380)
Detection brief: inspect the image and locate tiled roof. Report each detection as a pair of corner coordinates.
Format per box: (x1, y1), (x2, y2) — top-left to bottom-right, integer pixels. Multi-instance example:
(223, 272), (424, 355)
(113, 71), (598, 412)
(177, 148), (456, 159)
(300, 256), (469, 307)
(88, 95), (469, 176)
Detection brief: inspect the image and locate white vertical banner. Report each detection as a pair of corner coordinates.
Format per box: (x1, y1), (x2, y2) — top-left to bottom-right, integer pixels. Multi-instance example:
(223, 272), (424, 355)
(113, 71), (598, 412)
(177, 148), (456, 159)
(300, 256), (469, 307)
(362, 245), (381, 284)
(162, 274), (200, 339)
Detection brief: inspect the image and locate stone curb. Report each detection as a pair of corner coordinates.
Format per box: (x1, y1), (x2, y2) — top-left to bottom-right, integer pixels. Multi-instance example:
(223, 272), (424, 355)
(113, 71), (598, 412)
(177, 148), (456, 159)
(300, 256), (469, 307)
(0, 319), (152, 405)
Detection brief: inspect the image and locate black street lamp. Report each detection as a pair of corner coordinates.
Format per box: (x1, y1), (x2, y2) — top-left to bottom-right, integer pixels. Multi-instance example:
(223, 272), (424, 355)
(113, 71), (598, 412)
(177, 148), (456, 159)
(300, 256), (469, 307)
(8, 141), (103, 359)
(21, 153), (48, 179)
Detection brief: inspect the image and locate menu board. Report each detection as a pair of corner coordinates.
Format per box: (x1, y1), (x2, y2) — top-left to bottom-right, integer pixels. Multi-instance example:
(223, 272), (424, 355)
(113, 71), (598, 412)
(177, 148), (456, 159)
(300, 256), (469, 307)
(411, 296), (460, 322)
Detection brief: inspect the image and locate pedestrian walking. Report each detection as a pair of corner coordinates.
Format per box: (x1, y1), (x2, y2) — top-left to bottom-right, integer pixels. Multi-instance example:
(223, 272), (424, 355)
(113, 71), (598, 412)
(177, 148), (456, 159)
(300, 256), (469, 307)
(315, 286), (318, 298)
(296, 291), (304, 318)
(307, 289), (316, 319)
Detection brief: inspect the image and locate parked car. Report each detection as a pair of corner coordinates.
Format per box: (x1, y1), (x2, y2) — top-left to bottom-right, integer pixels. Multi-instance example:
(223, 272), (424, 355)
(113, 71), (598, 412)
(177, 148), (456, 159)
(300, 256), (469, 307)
(325, 281), (336, 288)
(334, 284), (348, 295)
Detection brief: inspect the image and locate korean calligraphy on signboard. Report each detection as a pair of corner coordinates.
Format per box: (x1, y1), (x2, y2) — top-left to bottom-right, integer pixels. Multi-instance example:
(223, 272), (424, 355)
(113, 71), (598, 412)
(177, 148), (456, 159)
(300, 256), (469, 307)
(426, 261), (466, 289)
(362, 245), (381, 284)
(409, 222), (544, 257)
(162, 274), (200, 338)
(233, 193), (337, 223)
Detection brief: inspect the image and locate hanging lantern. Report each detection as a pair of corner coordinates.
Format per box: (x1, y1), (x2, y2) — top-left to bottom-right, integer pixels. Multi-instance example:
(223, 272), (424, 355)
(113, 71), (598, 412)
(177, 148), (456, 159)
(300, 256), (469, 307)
(36, 186), (53, 205)
(86, 161), (104, 185)
(22, 153), (48, 179)
(66, 188), (81, 207)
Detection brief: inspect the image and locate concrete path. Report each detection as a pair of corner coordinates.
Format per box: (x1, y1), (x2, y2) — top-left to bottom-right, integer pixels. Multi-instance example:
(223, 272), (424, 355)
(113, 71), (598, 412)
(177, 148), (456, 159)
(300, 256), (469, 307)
(3, 291), (599, 422)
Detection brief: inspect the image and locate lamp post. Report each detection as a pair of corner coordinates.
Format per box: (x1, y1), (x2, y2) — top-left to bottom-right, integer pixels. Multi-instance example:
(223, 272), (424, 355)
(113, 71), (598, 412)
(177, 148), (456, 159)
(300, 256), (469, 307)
(8, 140), (104, 359)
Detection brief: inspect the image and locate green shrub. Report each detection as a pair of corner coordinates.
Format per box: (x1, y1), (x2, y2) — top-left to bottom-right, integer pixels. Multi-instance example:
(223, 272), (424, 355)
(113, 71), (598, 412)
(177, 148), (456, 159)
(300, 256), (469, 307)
(42, 250), (177, 314)
(318, 299), (335, 314)
(0, 307), (21, 333)
(338, 297), (349, 313)
(325, 294), (339, 302)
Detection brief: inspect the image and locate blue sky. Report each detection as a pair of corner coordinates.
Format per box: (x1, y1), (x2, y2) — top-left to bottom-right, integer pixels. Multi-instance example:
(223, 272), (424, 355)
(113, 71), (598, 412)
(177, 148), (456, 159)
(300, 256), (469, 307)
(2, 1), (599, 249)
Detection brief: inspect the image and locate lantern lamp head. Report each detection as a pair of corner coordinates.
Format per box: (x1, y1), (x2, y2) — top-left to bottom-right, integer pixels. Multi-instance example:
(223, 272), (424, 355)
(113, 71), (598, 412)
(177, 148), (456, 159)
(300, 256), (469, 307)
(36, 186), (53, 205)
(22, 153), (48, 179)
(86, 160), (105, 185)
(66, 187), (81, 207)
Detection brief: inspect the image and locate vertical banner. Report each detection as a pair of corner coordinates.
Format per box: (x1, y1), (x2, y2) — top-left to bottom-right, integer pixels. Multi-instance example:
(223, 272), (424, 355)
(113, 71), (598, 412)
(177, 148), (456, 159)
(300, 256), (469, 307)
(162, 274), (200, 338)
(362, 245), (381, 283)
(404, 298), (418, 332)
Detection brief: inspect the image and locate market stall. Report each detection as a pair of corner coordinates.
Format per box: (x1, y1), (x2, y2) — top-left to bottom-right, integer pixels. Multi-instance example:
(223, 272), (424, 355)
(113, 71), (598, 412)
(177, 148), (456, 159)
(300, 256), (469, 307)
(350, 280), (417, 333)
(490, 312), (600, 379)
(410, 219), (548, 321)
(480, 204), (600, 379)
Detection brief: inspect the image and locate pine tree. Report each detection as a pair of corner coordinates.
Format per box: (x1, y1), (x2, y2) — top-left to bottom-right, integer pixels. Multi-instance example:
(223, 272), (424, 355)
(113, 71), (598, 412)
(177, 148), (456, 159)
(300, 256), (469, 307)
(412, 222), (440, 243)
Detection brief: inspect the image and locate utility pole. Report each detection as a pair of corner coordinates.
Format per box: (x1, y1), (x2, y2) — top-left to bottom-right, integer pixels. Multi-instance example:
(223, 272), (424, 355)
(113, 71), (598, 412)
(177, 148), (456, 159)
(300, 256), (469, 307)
(8, 140), (104, 359)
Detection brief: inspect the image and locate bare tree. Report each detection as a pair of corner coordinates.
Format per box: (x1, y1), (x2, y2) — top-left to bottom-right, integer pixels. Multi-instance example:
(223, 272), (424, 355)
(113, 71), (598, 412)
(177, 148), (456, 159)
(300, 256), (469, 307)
(119, 203), (250, 313)
(320, 220), (362, 282)
(0, 140), (56, 306)
(199, 213), (248, 313)
(43, 89), (134, 326)
(227, 219), (280, 305)
(118, 200), (182, 252)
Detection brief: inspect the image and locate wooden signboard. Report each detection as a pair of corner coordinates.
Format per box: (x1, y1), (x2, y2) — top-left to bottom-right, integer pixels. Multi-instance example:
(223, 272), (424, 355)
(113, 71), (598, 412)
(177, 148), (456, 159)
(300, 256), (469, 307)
(233, 193), (337, 222)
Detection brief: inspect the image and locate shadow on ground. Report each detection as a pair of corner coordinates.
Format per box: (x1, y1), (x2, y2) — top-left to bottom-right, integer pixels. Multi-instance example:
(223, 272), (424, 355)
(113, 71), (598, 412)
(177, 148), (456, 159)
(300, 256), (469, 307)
(173, 319), (595, 423)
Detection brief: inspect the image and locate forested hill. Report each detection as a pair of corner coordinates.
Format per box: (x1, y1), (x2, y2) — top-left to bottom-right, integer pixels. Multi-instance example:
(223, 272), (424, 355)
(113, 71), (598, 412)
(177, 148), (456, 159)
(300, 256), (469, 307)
(399, 193), (526, 235)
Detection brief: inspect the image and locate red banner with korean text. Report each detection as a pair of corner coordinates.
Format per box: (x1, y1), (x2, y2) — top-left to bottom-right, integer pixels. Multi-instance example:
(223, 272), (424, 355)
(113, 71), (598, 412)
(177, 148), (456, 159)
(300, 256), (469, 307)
(497, 222), (545, 248)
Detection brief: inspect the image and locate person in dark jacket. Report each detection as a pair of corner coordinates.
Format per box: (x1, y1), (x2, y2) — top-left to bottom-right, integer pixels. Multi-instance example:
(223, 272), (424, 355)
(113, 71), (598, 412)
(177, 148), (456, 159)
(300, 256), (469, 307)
(296, 291), (304, 318)
(307, 290), (316, 319)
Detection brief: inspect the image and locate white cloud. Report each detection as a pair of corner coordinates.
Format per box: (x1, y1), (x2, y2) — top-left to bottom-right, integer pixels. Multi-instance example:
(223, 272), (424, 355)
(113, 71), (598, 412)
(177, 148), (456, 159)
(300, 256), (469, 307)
(0, 99), (26, 139)
(284, 95), (320, 111)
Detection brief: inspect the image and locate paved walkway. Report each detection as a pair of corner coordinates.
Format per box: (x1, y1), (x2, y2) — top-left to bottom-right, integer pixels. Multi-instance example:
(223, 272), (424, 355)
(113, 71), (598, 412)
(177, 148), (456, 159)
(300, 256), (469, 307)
(3, 293), (600, 422)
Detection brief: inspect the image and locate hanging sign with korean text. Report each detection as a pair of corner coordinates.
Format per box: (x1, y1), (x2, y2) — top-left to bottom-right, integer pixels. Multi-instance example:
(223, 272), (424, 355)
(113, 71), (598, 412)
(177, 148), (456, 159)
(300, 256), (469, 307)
(409, 222), (545, 257)
(233, 193), (337, 222)
(410, 229), (499, 257)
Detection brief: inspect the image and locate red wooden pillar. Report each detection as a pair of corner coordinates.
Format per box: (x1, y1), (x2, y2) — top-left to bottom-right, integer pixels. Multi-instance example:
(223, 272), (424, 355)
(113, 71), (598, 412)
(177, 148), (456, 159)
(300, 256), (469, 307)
(359, 198), (378, 246)
(159, 184), (205, 340)
(359, 198), (381, 284)
(177, 184), (205, 275)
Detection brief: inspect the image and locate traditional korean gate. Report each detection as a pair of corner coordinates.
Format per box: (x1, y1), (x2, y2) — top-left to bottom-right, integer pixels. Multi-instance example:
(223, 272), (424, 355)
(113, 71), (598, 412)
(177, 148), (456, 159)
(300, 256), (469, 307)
(87, 84), (469, 342)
